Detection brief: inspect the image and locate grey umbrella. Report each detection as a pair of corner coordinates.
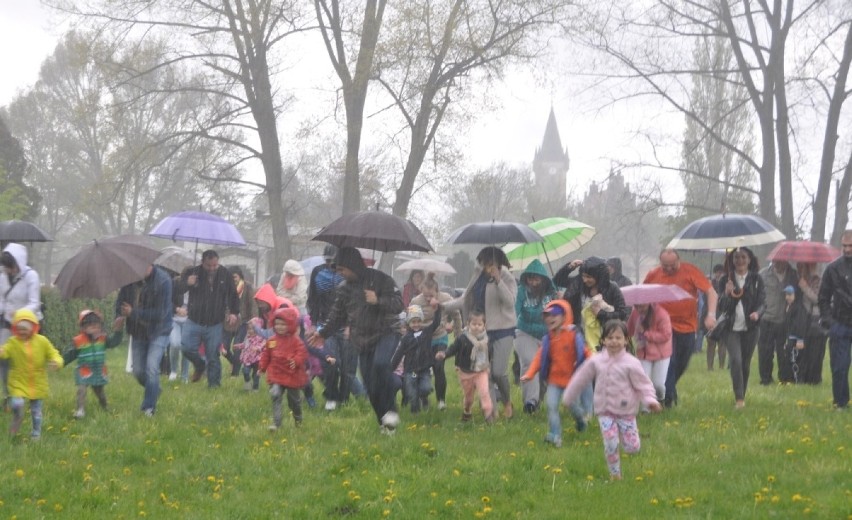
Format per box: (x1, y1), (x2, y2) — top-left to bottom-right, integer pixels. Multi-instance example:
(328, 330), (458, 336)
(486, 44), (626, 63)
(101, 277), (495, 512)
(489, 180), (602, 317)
(0, 220), (53, 243)
(313, 210), (433, 252)
(445, 221), (543, 245)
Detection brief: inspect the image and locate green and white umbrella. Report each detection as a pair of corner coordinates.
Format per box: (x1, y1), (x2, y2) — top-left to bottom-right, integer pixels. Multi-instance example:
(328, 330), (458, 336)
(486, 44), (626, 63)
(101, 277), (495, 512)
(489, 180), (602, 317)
(503, 217), (596, 273)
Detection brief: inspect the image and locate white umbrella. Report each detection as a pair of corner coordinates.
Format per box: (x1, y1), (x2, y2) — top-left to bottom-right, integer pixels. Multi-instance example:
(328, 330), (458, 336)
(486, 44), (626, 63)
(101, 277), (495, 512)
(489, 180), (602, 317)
(396, 258), (457, 275)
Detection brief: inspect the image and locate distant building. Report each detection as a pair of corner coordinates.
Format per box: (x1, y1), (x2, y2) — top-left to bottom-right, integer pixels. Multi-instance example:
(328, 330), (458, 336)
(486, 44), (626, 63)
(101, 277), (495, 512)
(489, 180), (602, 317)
(531, 107), (570, 211)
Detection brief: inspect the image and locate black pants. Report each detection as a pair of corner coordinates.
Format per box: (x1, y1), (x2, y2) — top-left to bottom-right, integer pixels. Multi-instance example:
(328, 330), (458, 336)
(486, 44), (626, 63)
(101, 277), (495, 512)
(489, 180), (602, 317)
(664, 331), (697, 406)
(758, 321), (787, 384)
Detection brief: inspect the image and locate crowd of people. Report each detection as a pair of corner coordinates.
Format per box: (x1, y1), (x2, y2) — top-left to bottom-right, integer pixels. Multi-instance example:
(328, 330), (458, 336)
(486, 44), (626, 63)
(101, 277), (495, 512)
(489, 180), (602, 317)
(0, 230), (850, 479)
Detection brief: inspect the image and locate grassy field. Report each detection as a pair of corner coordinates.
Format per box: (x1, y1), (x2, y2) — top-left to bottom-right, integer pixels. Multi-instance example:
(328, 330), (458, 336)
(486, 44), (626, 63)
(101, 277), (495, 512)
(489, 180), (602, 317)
(0, 344), (849, 519)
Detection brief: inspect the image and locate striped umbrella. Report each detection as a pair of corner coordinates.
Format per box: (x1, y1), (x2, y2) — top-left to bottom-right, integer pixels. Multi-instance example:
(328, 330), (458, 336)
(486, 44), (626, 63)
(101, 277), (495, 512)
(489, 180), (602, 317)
(503, 217), (596, 273)
(766, 241), (839, 263)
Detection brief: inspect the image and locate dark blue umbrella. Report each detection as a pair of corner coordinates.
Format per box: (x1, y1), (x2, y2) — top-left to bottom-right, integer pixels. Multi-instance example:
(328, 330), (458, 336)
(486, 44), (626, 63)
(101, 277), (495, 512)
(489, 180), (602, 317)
(445, 221), (543, 245)
(0, 220), (52, 243)
(667, 214), (785, 250)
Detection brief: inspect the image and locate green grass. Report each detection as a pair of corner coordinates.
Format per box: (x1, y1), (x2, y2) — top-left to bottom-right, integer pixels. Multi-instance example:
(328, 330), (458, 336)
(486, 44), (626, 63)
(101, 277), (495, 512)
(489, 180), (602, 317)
(0, 346), (849, 519)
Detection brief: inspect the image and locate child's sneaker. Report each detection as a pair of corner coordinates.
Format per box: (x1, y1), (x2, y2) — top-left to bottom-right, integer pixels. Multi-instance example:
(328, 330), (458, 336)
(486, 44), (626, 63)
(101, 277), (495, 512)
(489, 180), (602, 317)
(461, 412), (473, 422)
(381, 411), (400, 431)
(306, 396), (317, 409)
(30, 432), (41, 441)
(324, 400), (337, 411)
(73, 408), (85, 419)
(575, 418), (587, 432)
(168, 372), (177, 382)
(268, 424), (279, 432)
(243, 381), (252, 391)
(437, 400), (446, 411)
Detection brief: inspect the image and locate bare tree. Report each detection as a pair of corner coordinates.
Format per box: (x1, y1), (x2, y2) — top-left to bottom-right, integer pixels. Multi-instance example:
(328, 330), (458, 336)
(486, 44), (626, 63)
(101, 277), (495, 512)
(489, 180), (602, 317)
(50, 0), (312, 264)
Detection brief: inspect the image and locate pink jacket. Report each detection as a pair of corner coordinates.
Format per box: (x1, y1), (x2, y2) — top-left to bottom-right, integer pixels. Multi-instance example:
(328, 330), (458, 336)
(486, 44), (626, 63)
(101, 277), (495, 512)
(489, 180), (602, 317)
(627, 304), (673, 362)
(561, 348), (658, 416)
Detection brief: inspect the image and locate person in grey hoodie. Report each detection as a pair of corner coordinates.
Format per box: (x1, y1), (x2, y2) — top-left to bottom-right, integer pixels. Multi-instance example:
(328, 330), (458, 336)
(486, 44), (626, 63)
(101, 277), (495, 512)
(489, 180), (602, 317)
(0, 243), (42, 398)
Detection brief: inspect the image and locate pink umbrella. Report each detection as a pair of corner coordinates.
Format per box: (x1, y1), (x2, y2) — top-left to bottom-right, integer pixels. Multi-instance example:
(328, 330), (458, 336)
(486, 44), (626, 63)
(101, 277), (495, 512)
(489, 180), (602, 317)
(621, 284), (693, 306)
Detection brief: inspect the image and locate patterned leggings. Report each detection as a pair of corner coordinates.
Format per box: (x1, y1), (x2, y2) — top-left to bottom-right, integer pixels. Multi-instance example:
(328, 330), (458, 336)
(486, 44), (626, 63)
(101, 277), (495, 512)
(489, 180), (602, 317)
(10, 397), (43, 437)
(598, 414), (640, 478)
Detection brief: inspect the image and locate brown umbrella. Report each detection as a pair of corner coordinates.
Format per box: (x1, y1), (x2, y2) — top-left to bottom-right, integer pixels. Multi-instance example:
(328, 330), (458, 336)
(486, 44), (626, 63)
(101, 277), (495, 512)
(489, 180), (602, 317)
(54, 235), (161, 299)
(313, 210), (433, 252)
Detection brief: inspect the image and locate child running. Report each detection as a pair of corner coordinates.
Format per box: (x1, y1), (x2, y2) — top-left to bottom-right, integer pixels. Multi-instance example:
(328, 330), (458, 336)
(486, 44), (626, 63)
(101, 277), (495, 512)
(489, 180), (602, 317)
(259, 307), (309, 430)
(562, 319), (662, 480)
(235, 317), (266, 391)
(64, 310), (124, 418)
(521, 300), (591, 448)
(0, 309), (63, 439)
(390, 304), (443, 413)
(435, 310), (493, 423)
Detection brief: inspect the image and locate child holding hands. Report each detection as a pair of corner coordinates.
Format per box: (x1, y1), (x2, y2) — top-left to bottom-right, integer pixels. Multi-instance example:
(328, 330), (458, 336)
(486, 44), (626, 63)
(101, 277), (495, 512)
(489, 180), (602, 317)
(259, 307), (309, 430)
(0, 309), (63, 439)
(64, 310), (124, 418)
(235, 317), (266, 391)
(436, 310), (493, 423)
(562, 319), (661, 480)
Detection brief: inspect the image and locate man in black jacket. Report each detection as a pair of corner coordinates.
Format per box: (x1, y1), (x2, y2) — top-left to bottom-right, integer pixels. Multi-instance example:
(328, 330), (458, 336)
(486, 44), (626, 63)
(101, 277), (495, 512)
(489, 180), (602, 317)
(818, 229), (852, 409)
(308, 247), (403, 433)
(175, 250), (240, 388)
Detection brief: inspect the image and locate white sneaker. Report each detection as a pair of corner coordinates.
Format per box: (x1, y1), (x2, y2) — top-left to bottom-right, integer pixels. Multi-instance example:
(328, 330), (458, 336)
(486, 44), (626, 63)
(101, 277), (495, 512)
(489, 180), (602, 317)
(142, 408), (155, 417)
(325, 400), (337, 411)
(381, 411), (400, 430)
(380, 425), (396, 436)
(437, 400), (447, 411)
(73, 408), (85, 419)
(168, 372), (177, 382)
(268, 424), (279, 432)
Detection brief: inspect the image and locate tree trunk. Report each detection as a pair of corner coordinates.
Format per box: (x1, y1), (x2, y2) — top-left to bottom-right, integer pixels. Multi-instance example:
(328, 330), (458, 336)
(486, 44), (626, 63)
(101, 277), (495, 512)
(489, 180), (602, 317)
(812, 22), (852, 242)
(830, 149), (852, 246)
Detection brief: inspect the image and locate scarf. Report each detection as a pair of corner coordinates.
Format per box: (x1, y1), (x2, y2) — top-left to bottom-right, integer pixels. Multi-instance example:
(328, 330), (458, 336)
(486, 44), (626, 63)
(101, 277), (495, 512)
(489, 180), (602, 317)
(466, 330), (489, 372)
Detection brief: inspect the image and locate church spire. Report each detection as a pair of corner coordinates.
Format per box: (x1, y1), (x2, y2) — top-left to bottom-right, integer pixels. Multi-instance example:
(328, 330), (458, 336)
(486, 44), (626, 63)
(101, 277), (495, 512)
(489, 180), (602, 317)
(538, 107), (566, 162)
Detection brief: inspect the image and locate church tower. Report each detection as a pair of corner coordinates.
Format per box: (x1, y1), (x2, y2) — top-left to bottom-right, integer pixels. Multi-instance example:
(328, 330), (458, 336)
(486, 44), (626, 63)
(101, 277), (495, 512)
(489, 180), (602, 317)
(531, 108), (570, 210)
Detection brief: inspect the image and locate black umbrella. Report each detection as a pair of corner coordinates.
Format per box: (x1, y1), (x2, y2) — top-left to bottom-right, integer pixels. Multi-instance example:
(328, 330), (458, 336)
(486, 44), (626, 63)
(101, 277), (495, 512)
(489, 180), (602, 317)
(667, 214), (785, 250)
(54, 235), (162, 299)
(445, 221), (543, 245)
(313, 210), (433, 252)
(0, 220), (53, 242)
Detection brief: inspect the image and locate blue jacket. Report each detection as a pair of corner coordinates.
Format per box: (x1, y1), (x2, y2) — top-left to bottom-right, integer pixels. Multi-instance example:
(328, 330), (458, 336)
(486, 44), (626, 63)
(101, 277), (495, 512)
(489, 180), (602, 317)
(515, 260), (557, 339)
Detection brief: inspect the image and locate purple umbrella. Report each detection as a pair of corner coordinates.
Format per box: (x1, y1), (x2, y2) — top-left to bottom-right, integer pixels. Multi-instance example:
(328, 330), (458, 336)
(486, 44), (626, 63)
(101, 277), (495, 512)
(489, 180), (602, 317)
(148, 210), (246, 261)
(620, 284), (693, 306)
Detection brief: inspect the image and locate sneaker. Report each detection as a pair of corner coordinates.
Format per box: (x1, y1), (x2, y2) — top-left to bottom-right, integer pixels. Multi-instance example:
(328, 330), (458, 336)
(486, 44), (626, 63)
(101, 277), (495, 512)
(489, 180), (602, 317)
(553, 436), (562, 448)
(142, 408), (155, 417)
(503, 402), (514, 419)
(461, 412), (473, 422)
(30, 432), (41, 441)
(73, 408), (85, 419)
(306, 396), (317, 409)
(268, 424), (279, 432)
(484, 413), (494, 425)
(324, 400), (337, 411)
(381, 411), (400, 431)
(168, 372), (177, 382)
(575, 418), (587, 432)
(523, 400), (537, 414)
(379, 425), (396, 436)
(243, 381), (253, 391)
(190, 363), (206, 383)
(437, 400), (446, 411)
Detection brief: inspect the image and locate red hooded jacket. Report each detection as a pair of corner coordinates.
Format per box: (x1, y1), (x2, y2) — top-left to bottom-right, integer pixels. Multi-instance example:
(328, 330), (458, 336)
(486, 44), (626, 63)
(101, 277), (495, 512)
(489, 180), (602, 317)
(259, 307), (309, 388)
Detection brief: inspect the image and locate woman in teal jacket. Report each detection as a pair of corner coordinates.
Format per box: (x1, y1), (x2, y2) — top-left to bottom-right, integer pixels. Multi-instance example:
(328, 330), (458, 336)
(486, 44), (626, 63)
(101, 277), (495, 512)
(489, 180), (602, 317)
(515, 260), (557, 413)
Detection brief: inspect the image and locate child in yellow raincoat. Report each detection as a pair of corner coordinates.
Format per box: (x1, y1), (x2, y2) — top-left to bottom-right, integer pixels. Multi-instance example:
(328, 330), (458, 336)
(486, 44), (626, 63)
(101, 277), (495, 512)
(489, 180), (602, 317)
(0, 308), (63, 439)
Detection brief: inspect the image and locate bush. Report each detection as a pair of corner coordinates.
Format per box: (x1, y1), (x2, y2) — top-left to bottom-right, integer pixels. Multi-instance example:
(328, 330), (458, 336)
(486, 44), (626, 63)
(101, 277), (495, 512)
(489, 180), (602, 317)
(40, 286), (116, 346)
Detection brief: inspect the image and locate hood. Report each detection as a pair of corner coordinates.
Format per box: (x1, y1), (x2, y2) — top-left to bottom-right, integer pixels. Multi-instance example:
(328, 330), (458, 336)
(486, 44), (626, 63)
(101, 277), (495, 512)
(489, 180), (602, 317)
(273, 306), (300, 335)
(282, 259), (305, 278)
(12, 308), (40, 333)
(520, 259), (553, 291)
(544, 299), (574, 326)
(580, 256), (611, 289)
(334, 246), (367, 277)
(606, 257), (623, 277)
(3, 243), (28, 270)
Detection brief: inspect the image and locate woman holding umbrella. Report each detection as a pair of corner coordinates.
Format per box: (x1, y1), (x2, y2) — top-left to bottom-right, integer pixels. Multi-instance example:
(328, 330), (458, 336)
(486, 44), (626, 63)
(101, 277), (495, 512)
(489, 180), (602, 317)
(0, 243), (42, 399)
(794, 263), (826, 384)
(444, 247), (517, 419)
(715, 247), (765, 409)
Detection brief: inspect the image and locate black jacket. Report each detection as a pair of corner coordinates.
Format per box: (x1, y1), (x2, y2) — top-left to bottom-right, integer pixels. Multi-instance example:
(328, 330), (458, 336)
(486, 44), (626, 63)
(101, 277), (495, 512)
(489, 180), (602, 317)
(553, 256), (629, 333)
(818, 256), (852, 327)
(717, 271), (766, 332)
(391, 308), (442, 373)
(176, 265), (240, 326)
(442, 332), (489, 373)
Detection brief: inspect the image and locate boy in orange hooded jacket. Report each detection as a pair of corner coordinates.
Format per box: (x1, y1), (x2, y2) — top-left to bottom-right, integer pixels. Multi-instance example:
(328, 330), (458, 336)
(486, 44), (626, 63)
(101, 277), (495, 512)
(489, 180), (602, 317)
(521, 300), (593, 447)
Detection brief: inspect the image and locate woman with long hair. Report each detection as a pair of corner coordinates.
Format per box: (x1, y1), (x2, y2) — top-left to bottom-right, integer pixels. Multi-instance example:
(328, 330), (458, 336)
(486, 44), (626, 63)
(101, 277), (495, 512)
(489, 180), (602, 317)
(627, 303), (672, 402)
(715, 247), (765, 409)
(445, 247), (517, 419)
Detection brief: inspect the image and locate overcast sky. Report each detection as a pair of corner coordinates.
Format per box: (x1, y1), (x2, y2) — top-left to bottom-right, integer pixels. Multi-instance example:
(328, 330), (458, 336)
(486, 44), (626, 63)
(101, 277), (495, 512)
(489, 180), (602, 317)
(2, 3), (669, 199)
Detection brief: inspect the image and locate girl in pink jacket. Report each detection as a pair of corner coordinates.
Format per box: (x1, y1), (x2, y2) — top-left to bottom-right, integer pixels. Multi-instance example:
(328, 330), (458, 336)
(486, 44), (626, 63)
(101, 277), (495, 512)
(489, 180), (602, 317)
(627, 303), (672, 402)
(562, 320), (661, 480)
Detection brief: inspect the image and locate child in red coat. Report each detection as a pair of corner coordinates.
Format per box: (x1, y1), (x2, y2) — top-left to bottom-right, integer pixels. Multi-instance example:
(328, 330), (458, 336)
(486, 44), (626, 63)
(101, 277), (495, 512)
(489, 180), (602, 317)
(259, 307), (309, 430)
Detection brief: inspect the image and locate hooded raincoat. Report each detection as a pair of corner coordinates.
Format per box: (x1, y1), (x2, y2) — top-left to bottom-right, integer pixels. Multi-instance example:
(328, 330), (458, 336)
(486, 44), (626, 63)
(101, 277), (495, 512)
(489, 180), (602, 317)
(259, 307), (309, 389)
(0, 243), (42, 335)
(0, 309), (63, 399)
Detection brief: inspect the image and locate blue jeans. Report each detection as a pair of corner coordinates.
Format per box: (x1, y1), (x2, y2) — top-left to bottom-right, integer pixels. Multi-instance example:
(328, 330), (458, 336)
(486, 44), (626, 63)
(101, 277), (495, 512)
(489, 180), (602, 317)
(182, 320), (224, 387)
(546, 384), (585, 440)
(359, 333), (400, 424)
(132, 334), (169, 411)
(403, 370), (433, 412)
(828, 322), (852, 408)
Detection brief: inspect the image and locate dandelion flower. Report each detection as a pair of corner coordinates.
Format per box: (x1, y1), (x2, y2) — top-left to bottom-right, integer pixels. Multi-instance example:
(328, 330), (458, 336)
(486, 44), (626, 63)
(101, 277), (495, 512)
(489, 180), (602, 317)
(15, 469), (24, 478)
(767, 475), (776, 483)
(382, 510), (390, 517)
(444, 500), (454, 507)
(481, 496), (490, 504)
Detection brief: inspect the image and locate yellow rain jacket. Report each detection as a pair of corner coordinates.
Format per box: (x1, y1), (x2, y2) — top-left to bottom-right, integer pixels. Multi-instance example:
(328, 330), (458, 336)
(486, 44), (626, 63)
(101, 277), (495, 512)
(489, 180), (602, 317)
(0, 309), (63, 399)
